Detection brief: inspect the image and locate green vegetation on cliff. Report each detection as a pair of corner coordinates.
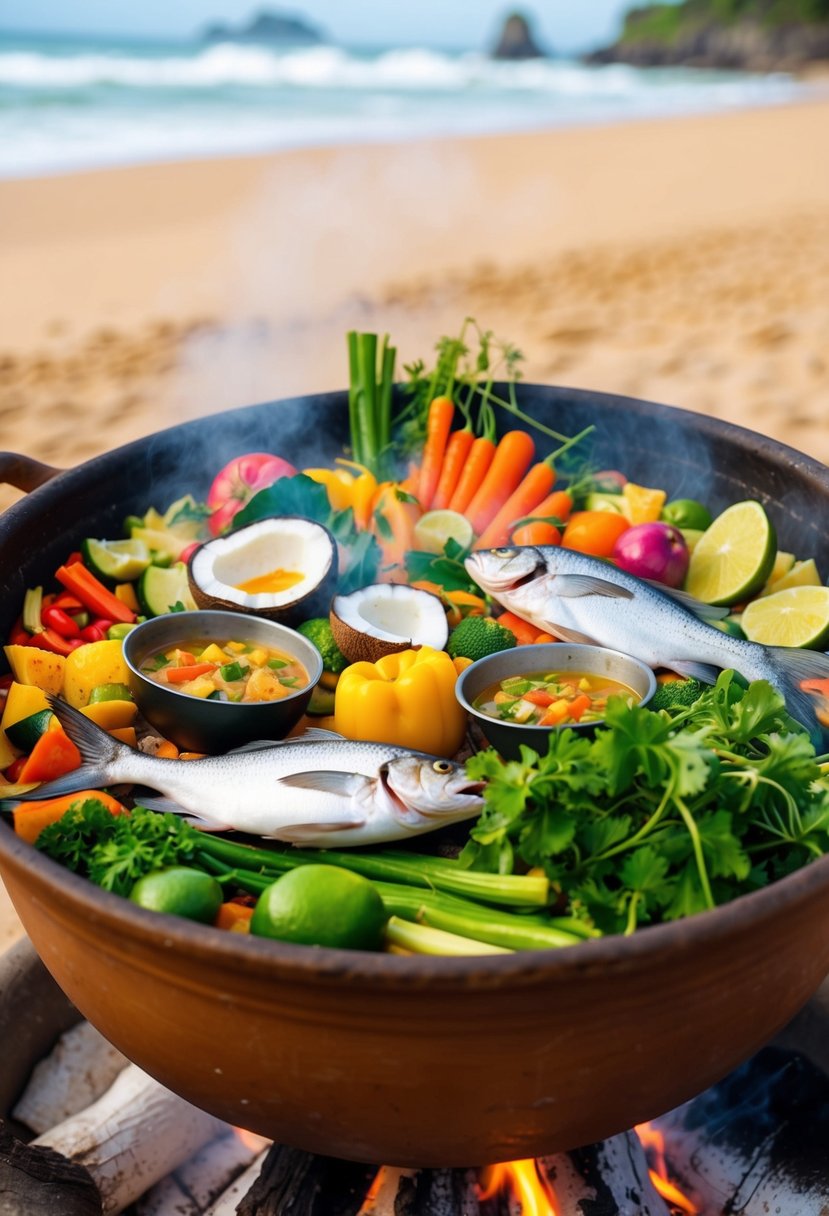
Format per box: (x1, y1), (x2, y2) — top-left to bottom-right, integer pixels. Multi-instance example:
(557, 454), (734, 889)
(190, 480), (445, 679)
(620, 0), (829, 45)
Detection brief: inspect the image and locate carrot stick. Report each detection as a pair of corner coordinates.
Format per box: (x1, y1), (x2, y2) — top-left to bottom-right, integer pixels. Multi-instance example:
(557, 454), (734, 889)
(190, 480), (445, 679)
(496, 611), (541, 646)
(465, 431), (536, 537)
(431, 428), (475, 510)
(14, 789), (126, 846)
(417, 396), (455, 510)
(529, 489), (574, 527)
(473, 459), (556, 550)
(448, 436), (497, 514)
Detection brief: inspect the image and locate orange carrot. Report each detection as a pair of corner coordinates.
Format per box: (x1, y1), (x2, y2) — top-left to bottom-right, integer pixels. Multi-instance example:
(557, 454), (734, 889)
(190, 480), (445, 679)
(567, 694), (592, 722)
(496, 611), (540, 647)
(534, 632), (556, 644)
(527, 490), (574, 528)
(165, 663), (217, 683)
(18, 730), (82, 785)
(156, 740), (180, 759)
(539, 700), (571, 727)
(14, 789), (127, 846)
(372, 481), (420, 567)
(473, 459), (556, 550)
(524, 689), (554, 708)
(465, 431), (536, 537)
(511, 522), (561, 547)
(448, 436), (497, 514)
(417, 396), (455, 510)
(431, 428), (475, 510)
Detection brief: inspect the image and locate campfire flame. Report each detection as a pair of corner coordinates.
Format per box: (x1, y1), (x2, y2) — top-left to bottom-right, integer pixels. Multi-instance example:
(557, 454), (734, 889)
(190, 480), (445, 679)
(635, 1122), (698, 1214)
(232, 1126), (273, 1154)
(479, 1160), (557, 1215)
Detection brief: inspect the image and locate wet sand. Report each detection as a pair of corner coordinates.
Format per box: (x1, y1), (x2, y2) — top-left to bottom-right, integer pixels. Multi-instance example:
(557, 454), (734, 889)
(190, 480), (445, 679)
(1, 97), (829, 941)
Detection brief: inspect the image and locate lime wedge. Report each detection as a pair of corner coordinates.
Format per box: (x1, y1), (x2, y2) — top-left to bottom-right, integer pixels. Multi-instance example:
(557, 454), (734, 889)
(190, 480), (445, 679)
(82, 537), (152, 582)
(413, 510), (474, 556)
(684, 500), (776, 605)
(761, 557), (821, 597)
(742, 586), (829, 648)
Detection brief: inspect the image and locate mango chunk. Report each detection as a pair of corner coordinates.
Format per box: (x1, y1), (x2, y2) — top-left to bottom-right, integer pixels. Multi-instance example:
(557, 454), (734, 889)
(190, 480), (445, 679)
(63, 641), (129, 709)
(80, 700), (138, 730)
(1, 682), (51, 733)
(4, 645), (65, 695)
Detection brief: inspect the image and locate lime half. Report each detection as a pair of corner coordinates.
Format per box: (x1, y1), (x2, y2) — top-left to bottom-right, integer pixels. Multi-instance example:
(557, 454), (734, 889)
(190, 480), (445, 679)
(413, 509), (474, 555)
(685, 500), (776, 605)
(82, 537), (152, 582)
(742, 586), (829, 649)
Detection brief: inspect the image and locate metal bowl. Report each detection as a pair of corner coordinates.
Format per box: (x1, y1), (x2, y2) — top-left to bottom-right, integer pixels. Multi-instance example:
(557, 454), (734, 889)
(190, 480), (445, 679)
(123, 610), (323, 754)
(0, 385), (828, 1167)
(456, 643), (657, 759)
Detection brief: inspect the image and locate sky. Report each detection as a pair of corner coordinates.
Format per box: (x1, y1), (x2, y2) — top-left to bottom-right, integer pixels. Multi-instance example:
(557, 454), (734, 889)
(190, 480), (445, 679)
(0, 1), (635, 54)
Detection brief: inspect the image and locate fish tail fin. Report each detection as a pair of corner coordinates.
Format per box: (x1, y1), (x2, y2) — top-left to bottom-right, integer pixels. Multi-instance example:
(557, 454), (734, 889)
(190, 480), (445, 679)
(12, 696), (134, 803)
(764, 648), (829, 744)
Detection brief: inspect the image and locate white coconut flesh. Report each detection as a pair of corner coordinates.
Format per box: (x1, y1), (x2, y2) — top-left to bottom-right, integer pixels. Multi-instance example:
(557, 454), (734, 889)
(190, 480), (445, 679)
(333, 585), (448, 649)
(191, 518), (334, 610)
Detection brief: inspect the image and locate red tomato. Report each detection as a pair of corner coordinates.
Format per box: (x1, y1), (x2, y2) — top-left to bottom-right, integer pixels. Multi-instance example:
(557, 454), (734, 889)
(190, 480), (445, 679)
(207, 453), (296, 535)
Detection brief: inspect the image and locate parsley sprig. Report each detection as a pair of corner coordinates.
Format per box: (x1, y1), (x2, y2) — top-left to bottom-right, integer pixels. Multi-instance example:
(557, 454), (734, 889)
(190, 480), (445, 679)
(462, 672), (829, 936)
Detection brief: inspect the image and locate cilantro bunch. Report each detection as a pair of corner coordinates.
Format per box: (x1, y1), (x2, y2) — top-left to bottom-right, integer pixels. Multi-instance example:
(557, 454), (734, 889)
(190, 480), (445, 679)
(462, 672), (829, 936)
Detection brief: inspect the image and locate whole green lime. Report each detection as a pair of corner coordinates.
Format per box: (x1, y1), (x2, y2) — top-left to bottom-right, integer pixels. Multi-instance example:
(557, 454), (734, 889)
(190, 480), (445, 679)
(661, 498), (713, 531)
(129, 867), (223, 924)
(250, 865), (387, 951)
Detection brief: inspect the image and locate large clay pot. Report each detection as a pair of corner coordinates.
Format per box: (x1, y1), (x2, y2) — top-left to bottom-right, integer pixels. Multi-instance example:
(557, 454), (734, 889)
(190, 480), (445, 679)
(0, 386), (827, 1166)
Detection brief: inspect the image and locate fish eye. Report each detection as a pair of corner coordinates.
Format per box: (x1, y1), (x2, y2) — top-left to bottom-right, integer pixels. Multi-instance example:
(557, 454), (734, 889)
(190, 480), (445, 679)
(432, 760), (453, 773)
(493, 547), (518, 558)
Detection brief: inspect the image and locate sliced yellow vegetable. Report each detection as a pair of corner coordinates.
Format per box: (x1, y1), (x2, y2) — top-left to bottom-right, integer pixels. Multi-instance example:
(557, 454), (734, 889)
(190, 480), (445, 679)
(115, 582), (141, 612)
(761, 557), (821, 596)
(3, 645), (65, 695)
(622, 482), (667, 526)
(0, 682), (50, 732)
(109, 726), (137, 746)
(63, 640), (129, 709)
(0, 729), (18, 769)
(80, 700), (138, 730)
(199, 643), (227, 664)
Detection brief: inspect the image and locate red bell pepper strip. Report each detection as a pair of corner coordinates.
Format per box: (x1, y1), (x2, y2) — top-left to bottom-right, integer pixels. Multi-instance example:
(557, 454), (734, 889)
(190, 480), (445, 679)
(18, 729), (82, 784)
(41, 606), (81, 639)
(55, 563), (136, 625)
(523, 689), (553, 708)
(51, 592), (85, 614)
(165, 663), (217, 683)
(5, 757), (28, 783)
(28, 628), (84, 657)
(8, 616), (30, 645)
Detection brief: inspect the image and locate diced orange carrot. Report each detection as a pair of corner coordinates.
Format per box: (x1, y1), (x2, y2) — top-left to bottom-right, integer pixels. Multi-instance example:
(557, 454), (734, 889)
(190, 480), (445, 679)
(497, 611), (541, 646)
(524, 689), (553, 708)
(214, 902), (255, 933)
(534, 633), (556, 644)
(452, 656), (473, 676)
(18, 730), (81, 784)
(539, 700), (571, 726)
(567, 694), (592, 722)
(155, 740), (180, 759)
(14, 789), (126, 845)
(165, 663), (216, 683)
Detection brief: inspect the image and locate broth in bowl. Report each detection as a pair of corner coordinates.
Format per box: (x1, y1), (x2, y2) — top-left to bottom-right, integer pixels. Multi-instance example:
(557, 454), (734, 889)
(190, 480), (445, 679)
(474, 669), (639, 728)
(142, 638), (309, 702)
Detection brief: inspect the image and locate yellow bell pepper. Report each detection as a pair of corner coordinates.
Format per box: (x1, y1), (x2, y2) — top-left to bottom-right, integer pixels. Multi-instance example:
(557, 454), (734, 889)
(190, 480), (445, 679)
(303, 461), (379, 531)
(334, 646), (467, 757)
(303, 468), (359, 514)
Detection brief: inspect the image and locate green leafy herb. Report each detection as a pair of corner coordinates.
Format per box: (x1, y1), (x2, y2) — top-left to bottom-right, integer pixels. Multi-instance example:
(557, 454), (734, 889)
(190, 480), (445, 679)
(168, 601), (187, 614)
(219, 661), (246, 682)
(166, 499), (211, 526)
(463, 672), (829, 935)
(405, 538), (478, 594)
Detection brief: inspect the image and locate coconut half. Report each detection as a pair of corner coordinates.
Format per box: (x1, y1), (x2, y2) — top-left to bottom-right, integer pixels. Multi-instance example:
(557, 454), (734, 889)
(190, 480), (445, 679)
(188, 516), (337, 624)
(330, 584), (448, 663)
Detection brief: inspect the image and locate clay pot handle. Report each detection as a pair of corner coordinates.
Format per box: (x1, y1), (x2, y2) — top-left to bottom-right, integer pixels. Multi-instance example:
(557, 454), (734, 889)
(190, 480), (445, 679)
(0, 452), (63, 493)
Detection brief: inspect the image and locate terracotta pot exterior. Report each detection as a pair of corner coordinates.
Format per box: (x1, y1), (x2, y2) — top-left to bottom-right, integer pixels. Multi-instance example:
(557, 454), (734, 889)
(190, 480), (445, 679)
(1, 387), (828, 1165)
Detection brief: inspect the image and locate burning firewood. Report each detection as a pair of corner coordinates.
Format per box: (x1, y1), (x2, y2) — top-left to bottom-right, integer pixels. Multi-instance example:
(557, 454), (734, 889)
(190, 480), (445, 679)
(227, 1143), (378, 1216)
(0, 1119), (101, 1216)
(395, 1168), (480, 1216)
(12, 1021), (128, 1135)
(32, 1063), (225, 1215)
(538, 1132), (672, 1216)
(203, 1149), (270, 1216)
(137, 1129), (272, 1216)
(651, 1046), (829, 1216)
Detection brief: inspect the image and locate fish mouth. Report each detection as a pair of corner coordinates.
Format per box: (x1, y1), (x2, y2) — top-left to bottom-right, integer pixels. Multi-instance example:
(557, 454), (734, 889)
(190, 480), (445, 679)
(466, 551), (546, 594)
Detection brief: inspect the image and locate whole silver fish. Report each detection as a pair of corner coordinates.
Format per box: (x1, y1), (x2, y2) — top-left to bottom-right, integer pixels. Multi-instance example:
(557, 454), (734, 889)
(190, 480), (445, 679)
(18, 698), (484, 848)
(467, 545), (829, 737)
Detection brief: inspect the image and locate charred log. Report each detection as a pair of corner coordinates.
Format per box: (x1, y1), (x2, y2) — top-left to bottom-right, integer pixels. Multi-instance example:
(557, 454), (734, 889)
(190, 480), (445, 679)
(235, 1144), (376, 1216)
(0, 1119), (101, 1216)
(395, 1169), (480, 1216)
(540, 1131), (671, 1216)
(652, 1046), (829, 1215)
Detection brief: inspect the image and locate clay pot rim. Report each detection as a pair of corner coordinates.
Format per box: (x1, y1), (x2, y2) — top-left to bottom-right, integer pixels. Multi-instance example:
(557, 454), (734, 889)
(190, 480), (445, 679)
(3, 814), (828, 988)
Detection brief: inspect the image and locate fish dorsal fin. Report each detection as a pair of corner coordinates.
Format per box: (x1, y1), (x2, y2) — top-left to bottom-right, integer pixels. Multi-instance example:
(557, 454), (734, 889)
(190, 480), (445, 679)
(551, 574), (634, 600)
(646, 581), (729, 620)
(279, 770), (365, 796)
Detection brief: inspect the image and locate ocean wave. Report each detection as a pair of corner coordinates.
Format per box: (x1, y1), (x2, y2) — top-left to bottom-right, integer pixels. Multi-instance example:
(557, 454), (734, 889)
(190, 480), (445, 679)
(0, 42), (802, 99)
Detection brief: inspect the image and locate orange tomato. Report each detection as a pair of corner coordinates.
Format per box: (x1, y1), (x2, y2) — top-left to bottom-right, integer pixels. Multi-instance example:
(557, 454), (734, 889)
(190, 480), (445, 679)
(561, 511), (629, 558)
(511, 522), (562, 547)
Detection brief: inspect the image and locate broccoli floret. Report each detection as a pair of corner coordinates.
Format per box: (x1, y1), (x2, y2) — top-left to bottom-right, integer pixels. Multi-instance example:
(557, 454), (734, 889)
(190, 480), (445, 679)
(650, 677), (705, 712)
(446, 616), (517, 662)
(296, 618), (348, 674)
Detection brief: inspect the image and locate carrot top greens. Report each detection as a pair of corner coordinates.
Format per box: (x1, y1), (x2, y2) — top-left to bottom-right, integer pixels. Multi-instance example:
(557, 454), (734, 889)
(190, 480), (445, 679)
(462, 670), (829, 936)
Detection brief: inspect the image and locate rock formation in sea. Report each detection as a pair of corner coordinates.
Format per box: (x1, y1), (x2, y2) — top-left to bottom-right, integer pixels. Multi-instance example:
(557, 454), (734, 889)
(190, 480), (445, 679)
(586, 0), (829, 71)
(491, 12), (546, 60)
(202, 9), (324, 46)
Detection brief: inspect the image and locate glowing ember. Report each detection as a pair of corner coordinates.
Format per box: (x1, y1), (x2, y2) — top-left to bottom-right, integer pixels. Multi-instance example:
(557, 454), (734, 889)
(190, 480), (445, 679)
(479, 1159), (557, 1215)
(232, 1126), (272, 1154)
(635, 1121), (698, 1214)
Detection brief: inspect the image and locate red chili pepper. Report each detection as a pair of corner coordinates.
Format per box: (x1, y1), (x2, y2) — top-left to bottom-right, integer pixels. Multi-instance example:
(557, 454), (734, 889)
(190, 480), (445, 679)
(33, 628), (85, 656)
(90, 618), (114, 634)
(55, 563), (136, 625)
(5, 757), (27, 783)
(41, 605), (82, 639)
(8, 616), (31, 646)
(52, 592), (84, 614)
(80, 624), (109, 644)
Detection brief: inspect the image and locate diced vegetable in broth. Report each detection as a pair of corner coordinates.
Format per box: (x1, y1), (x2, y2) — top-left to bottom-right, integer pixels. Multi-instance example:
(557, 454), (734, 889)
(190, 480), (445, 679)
(474, 670), (639, 727)
(141, 638), (308, 702)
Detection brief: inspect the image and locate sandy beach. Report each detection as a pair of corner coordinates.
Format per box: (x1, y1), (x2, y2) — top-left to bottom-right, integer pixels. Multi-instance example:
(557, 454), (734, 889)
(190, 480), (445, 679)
(1, 96), (829, 943)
